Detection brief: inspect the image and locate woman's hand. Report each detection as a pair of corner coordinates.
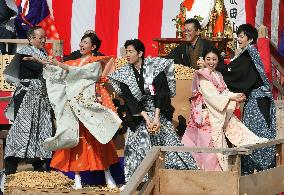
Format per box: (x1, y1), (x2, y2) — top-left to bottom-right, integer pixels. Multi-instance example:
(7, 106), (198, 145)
(258, 25), (268, 38)
(230, 93), (246, 102)
(47, 56), (60, 66)
(47, 56), (69, 71)
(197, 58), (206, 69)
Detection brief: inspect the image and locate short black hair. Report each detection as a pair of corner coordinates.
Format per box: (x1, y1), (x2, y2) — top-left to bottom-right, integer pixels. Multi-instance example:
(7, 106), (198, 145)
(27, 26), (44, 41)
(184, 18), (201, 30)
(81, 33), (102, 52)
(202, 47), (221, 61)
(237, 23), (258, 44)
(124, 39), (145, 59)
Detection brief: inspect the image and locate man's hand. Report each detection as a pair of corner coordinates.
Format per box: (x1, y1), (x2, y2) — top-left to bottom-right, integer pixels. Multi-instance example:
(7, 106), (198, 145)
(22, 55), (49, 65)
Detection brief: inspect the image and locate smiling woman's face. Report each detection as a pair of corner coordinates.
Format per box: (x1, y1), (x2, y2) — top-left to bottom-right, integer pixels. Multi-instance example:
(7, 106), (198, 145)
(204, 52), (219, 71)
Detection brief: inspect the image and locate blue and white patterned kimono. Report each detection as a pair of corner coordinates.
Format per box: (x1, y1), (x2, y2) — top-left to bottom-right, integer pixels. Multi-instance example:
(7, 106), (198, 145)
(217, 44), (276, 174)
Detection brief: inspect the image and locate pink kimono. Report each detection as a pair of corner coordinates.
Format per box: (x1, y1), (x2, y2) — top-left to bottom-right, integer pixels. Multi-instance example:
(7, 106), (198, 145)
(182, 68), (267, 171)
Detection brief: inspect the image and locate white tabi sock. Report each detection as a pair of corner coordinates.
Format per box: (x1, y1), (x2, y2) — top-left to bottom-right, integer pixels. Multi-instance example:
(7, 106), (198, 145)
(73, 172), (82, 190)
(104, 169), (116, 189)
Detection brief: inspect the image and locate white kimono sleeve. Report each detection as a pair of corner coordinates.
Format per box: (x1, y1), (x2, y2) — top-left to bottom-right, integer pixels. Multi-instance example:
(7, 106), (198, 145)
(43, 62), (121, 151)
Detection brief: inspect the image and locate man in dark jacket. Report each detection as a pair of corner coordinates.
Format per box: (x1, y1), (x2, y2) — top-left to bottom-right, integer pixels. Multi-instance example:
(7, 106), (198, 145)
(166, 18), (213, 69)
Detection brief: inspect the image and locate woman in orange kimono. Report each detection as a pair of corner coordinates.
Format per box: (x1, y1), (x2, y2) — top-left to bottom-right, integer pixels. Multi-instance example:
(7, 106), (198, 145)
(43, 33), (121, 189)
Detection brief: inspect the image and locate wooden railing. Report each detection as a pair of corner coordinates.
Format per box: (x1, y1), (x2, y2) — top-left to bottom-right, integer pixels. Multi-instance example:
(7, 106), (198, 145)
(0, 39), (63, 56)
(121, 139), (284, 195)
(270, 41), (284, 99)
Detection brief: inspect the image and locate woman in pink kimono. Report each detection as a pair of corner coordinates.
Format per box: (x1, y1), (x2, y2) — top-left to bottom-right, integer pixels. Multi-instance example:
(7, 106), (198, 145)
(182, 47), (267, 171)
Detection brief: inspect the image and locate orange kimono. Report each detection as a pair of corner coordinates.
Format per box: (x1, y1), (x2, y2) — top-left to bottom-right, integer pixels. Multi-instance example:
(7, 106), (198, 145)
(50, 56), (118, 172)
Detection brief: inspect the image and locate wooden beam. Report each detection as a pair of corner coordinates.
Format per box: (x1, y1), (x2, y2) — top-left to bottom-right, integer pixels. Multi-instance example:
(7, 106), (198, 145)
(272, 80), (284, 95)
(0, 39), (63, 44)
(5, 188), (119, 195)
(276, 143), (284, 167)
(159, 169), (239, 195)
(228, 154), (241, 176)
(121, 147), (160, 195)
(138, 179), (155, 195)
(239, 166), (284, 194)
(0, 139), (3, 169)
(0, 96), (12, 102)
(239, 139), (284, 151)
(0, 130), (9, 139)
(160, 146), (250, 155)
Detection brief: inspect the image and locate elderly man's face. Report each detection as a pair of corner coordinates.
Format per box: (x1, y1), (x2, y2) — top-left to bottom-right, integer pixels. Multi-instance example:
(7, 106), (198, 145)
(30, 28), (46, 49)
(183, 23), (199, 43)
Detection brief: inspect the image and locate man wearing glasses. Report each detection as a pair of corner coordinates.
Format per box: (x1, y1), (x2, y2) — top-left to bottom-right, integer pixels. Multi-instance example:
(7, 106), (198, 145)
(3, 26), (53, 175)
(166, 18), (213, 69)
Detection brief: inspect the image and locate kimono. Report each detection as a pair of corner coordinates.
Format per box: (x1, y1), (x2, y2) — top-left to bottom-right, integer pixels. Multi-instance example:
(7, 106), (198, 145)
(166, 38), (213, 69)
(182, 68), (267, 171)
(43, 56), (121, 172)
(4, 45), (53, 159)
(217, 44), (276, 174)
(109, 57), (198, 182)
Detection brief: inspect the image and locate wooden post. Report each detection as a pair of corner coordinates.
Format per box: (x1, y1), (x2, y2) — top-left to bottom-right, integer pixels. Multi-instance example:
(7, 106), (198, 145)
(51, 40), (63, 57)
(152, 151), (165, 195)
(0, 139), (3, 169)
(121, 147), (160, 195)
(0, 130), (9, 170)
(228, 154), (241, 176)
(276, 143), (284, 167)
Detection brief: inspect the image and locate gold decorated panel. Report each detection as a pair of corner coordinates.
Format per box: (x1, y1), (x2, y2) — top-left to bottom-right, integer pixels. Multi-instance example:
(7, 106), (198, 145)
(164, 43), (179, 54)
(114, 57), (195, 81)
(0, 55), (15, 91)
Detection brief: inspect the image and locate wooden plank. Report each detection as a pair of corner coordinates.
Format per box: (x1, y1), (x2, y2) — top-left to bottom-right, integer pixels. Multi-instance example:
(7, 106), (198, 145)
(0, 139), (3, 169)
(5, 188), (119, 195)
(0, 39), (63, 44)
(121, 147), (160, 195)
(275, 100), (284, 139)
(160, 146), (250, 155)
(0, 39), (63, 56)
(240, 139), (284, 151)
(276, 143), (284, 166)
(171, 80), (192, 128)
(228, 154), (241, 176)
(138, 179), (155, 195)
(0, 96), (12, 102)
(0, 130), (9, 138)
(159, 169), (239, 195)
(272, 80), (284, 96)
(271, 55), (284, 77)
(153, 152), (165, 195)
(239, 166), (284, 195)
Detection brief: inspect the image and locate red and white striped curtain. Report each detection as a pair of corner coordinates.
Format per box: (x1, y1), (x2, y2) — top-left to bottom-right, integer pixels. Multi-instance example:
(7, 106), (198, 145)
(49, 0), (183, 57)
(49, 0), (283, 57)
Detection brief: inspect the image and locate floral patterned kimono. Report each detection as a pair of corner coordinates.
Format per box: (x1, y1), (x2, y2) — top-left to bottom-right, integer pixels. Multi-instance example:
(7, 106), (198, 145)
(182, 68), (267, 171)
(43, 56), (121, 172)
